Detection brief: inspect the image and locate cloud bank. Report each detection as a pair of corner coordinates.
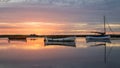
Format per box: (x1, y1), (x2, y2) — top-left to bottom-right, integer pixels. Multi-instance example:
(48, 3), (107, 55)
(0, 0), (120, 23)
(0, 0), (120, 34)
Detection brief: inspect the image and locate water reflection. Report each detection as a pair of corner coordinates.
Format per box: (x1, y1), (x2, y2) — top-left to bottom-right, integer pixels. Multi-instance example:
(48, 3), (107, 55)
(89, 43), (106, 47)
(86, 39), (120, 65)
(8, 38), (27, 43)
(0, 37), (120, 68)
(86, 42), (108, 64)
(0, 38), (45, 50)
(0, 37), (119, 49)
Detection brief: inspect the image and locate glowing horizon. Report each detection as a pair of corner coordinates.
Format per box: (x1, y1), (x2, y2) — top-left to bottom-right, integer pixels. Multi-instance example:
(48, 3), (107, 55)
(0, 0), (120, 35)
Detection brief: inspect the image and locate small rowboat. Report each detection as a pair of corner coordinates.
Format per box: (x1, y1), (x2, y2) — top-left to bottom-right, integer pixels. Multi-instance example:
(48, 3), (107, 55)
(44, 37), (75, 42)
(45, 41), (76, 47)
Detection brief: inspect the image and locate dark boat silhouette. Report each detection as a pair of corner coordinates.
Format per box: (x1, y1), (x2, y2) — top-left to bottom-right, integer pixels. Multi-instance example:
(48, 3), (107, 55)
(8, 37), (27, 43)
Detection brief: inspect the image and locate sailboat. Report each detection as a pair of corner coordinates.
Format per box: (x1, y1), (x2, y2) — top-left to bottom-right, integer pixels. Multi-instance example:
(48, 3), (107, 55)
(86, 16), (111, 42)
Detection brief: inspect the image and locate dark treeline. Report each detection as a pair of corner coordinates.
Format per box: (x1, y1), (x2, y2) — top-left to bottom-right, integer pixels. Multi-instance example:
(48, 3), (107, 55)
(0, 34), (120, 38)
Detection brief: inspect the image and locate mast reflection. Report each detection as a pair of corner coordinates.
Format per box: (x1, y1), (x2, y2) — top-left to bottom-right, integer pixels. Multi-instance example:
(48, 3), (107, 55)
(87, 40), (112, 64)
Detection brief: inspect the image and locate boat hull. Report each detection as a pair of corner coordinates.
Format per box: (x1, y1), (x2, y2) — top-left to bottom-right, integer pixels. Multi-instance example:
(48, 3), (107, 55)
(86, 35), (111, 42)
(45, 41), (76, 47)
(44, 37), (75, 42)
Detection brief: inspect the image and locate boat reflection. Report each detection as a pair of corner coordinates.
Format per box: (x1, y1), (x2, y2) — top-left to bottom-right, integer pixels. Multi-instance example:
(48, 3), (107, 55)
(30, 38), (37, 40)
(8, 38), (27, 43)
(90, 43), (106, 47)
(87, 41), (113, 64)
(86, 37), (111, 47)
(45, 41), (76, 47)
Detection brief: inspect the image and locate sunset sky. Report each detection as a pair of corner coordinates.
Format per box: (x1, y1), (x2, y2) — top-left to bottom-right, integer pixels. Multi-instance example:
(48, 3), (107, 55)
(0, 0), (120, 35)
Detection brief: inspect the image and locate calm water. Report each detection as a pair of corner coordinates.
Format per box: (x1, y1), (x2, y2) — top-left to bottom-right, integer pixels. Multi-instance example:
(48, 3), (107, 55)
(0, 37), (120, 68)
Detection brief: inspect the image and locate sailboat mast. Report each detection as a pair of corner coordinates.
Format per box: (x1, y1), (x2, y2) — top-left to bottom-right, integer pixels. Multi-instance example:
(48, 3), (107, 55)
(104, 16), (106, 34)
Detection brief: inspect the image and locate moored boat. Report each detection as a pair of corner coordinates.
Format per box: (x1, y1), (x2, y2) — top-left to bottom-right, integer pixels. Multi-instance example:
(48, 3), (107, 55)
(44, 37), (75, 42)
(86, 36), (111, 43)
(45, 41), (76, 47)
(86, 35), (110, 40)
(86, 16), (111, 42)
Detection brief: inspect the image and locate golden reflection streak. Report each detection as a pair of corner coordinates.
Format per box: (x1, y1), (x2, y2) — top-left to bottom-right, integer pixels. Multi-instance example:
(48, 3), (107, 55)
(0, 43), (120, 50)
(0, 37), (120, 50)
(0, 44), (59, 50)
(107, 43), (120, 47)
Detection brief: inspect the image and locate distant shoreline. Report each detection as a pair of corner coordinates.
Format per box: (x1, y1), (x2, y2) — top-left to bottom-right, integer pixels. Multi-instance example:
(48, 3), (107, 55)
(0, 34), (120, 38)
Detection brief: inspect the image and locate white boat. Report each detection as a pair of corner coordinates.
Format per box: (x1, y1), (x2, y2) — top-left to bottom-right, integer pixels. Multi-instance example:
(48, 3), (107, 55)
(86, 35), (110, 40)
(86, 36), (111, 43)
(86, 16), (111, 42)
(44, 37), (75, 42)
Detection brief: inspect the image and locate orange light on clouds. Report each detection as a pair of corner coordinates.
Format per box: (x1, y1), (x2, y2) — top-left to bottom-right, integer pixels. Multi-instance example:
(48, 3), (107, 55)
(0, 22), (119, 35)
(0, 22), (67, 34)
